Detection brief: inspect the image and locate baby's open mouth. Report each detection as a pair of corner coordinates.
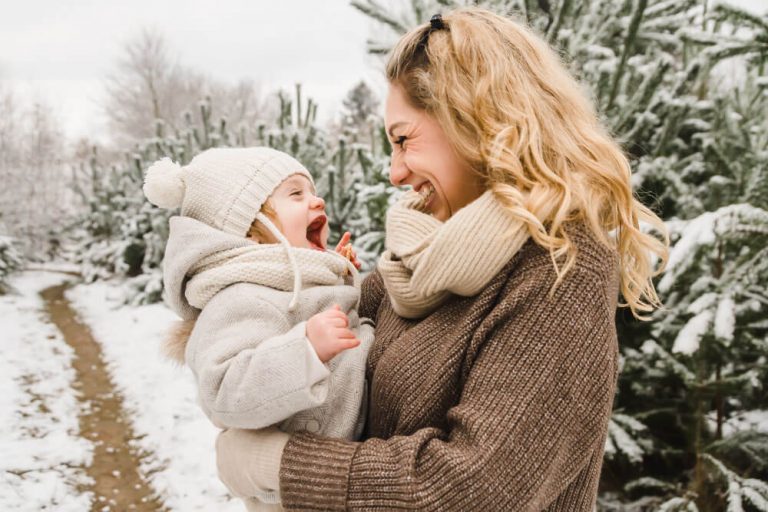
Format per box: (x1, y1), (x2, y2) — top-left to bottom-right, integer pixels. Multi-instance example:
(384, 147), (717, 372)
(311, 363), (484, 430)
(306, 215), (327, 251)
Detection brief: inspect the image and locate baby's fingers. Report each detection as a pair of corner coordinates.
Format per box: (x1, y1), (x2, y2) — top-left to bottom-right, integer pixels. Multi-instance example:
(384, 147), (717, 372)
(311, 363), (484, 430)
(329, 315), (349, 328)
(335, 232), (351, 253)
(336, 334), (361, 350)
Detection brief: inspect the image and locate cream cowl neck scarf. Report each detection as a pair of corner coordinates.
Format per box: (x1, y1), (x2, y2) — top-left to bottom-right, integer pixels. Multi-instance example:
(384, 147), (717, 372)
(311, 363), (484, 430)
(378, 189), (531, 319)
(187, 244), (355, 310)
(162, 216), (356, 319)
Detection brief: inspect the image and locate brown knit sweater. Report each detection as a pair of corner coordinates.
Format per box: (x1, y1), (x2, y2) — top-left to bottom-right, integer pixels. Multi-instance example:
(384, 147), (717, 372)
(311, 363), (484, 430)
(279, 223), (620, 511)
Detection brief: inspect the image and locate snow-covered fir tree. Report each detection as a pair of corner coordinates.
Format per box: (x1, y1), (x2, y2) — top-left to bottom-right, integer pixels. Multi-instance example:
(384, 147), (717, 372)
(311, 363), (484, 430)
(353, 1), (768, 510)
(0, 231), (23, 295)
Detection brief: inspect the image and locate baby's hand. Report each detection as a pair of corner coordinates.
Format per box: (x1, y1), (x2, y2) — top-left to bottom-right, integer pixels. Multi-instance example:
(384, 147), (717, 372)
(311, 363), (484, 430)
(334, 231), (362, 270)
(306, 305), (361, 362)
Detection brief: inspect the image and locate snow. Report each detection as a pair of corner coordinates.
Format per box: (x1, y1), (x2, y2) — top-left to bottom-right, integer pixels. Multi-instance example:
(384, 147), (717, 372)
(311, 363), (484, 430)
(65, 280), (242, 512)
(672, 309), (713, 355)
(715, 294), (736, 343)
(687, 291), (718, 314)
(605, 419), (645, 464)
(0, 271), (93, 512)
(659, 204), (768, 294)
(659, 211), (716, 293)
(722, 410), (768, 437)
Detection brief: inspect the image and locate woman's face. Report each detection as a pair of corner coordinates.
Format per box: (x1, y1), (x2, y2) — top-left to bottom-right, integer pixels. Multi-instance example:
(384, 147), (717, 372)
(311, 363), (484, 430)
(385, 83), (484, 221)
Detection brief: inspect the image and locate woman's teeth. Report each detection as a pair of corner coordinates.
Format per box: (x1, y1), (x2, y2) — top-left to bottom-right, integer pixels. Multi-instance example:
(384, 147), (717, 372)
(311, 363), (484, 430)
(419, 183), (435, 203)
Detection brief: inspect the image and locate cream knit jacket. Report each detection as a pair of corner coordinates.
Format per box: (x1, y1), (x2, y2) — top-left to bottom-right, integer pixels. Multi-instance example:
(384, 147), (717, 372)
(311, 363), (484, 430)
(162, 216), (374, 503)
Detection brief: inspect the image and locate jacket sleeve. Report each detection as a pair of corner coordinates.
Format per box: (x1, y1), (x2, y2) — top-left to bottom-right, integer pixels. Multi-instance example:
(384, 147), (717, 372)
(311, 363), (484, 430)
(278, 270), (619, 511)
(358, 269), (385, 324)
(186, 283), (331, 430)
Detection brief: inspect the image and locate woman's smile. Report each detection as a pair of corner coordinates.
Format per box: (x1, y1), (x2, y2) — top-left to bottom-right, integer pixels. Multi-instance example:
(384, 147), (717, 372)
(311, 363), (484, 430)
(416, 182), (437, 213)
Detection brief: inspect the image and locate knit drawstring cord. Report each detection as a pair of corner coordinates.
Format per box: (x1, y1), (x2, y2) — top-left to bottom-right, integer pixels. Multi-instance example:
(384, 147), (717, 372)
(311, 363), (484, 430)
(255, 212), (303, 311)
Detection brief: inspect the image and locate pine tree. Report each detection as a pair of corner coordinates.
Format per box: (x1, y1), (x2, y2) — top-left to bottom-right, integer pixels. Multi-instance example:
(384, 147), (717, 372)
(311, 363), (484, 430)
(339, 80), (381, 146)
(0, 231), (23, 295)
(354, 1), (768, 509)
(71, 96), (237, 304)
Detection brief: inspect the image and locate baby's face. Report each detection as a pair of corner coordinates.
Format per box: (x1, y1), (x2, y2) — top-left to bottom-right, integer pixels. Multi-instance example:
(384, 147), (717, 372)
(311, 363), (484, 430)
(269, 174), (329, 251)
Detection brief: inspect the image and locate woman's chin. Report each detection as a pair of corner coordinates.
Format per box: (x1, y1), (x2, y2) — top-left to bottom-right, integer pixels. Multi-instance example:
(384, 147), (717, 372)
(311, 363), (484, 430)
(429, 199), (449, 221)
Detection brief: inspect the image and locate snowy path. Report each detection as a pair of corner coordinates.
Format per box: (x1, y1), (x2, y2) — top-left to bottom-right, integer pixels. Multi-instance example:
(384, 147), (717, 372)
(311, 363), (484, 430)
(41, 282), (164, 511)
(66, 280), (241, 512)
(1, 272), (241, 511)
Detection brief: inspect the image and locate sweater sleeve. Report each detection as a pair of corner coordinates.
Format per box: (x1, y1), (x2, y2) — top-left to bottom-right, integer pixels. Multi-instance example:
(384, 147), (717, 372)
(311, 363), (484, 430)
(278, 269), (618, 511)
(187, 284), (331, 430)
(358, 269), (385, 324)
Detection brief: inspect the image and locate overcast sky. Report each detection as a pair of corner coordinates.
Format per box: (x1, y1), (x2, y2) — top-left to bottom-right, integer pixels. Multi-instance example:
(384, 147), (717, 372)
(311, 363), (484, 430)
(1, 0), (765, 144)
(0, 0), (388, 143)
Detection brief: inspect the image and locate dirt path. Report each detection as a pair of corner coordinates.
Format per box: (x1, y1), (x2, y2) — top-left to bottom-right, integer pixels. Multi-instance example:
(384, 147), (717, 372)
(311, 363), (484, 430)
(41, 282), (167, 512)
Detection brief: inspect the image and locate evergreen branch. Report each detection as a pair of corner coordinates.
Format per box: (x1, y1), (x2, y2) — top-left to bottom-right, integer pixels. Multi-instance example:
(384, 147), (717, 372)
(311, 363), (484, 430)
(607, 0), (649, 111)
(546, 0), (572, 44)
(613, 56), (671, 134)
(351, 0), (409, 34)
(644, 0), (691, 19)
(710, 3), (768, 34)
(411, 0), (424, 25)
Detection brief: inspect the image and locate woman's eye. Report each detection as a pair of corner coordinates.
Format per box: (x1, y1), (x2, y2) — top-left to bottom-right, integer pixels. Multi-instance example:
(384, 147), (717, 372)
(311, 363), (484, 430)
(395, 135), (407, 149)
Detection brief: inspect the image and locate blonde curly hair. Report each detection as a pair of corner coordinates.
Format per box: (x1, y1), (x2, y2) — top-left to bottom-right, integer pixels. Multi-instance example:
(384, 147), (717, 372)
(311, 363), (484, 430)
(386, 7), (669, 319)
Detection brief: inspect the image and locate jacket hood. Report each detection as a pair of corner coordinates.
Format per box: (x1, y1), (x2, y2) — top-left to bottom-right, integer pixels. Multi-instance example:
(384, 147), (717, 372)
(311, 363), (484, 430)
(163, 215), (257, 320)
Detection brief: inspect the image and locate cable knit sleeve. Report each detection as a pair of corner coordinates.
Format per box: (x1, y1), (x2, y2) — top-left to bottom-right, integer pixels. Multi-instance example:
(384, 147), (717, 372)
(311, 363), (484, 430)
(187, 283), (331, 430)
(278, 268), (619, 511)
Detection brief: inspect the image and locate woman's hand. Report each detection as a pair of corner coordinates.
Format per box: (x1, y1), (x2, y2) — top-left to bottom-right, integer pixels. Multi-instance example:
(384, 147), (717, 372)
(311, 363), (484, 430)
(335, 231), (362, 270)
(216, 427), (291, 500)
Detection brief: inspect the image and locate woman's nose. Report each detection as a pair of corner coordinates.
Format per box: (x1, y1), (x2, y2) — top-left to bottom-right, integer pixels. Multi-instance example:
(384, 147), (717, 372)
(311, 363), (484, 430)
(389, 157), (412, 187)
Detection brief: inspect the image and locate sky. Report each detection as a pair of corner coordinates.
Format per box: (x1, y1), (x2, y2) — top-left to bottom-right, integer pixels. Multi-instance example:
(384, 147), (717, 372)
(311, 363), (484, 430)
(1, 0), (765, 144)
(0, 0), (389, 143)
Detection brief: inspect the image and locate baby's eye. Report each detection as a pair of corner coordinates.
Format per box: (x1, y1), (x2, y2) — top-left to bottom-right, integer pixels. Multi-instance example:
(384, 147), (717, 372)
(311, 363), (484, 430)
(290, 190), (303, 197)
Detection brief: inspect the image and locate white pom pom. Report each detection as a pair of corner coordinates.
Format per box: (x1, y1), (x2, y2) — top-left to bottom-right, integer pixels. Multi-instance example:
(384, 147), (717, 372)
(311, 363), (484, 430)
(143, 157), (185, 209)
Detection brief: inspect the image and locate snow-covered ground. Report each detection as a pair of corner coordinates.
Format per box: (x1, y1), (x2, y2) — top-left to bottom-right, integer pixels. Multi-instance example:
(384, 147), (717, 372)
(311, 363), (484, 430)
(66, 280), (241, 512)
(1, 270), (242, 511)
(0, 271), (93, 511)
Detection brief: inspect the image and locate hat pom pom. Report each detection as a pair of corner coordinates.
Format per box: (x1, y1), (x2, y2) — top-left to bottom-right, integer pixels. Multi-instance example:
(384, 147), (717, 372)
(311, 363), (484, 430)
(143, 157), (185, 209)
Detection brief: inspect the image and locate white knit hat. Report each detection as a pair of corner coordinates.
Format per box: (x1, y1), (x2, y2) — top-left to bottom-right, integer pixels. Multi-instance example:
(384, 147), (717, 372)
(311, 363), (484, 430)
(143, 147), (316, 310)
(142, 146), (314, 237)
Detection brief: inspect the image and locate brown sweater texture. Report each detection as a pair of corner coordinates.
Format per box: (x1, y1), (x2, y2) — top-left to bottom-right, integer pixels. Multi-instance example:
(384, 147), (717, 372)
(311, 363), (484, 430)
(279, 223), (620, 511)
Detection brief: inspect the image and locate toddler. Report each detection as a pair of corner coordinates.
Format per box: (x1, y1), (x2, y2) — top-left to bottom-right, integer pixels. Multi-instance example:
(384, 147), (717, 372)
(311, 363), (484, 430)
(143, 147), (374, 511)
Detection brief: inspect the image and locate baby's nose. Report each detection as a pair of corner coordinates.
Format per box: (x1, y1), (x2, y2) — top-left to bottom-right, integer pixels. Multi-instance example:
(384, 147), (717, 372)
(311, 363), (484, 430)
(314, 196), (326, 209)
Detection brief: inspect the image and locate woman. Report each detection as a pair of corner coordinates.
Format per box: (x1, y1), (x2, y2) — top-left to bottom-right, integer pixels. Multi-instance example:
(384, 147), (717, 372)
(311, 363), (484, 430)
(215, 7), (668, 511)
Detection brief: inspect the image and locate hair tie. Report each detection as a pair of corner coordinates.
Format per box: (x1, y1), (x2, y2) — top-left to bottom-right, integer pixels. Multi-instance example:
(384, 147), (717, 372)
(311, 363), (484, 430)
(418, 13), (447, 52)
(430, 14), (445, 30)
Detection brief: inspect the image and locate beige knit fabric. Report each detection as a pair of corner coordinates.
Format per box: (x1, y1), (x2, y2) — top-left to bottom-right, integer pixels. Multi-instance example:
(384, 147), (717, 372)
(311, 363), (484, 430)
(277, 222), (621, 511)
(186, 242), (357, 310)
(378, 189), (530, 318)
(217, 428), (290, 512)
